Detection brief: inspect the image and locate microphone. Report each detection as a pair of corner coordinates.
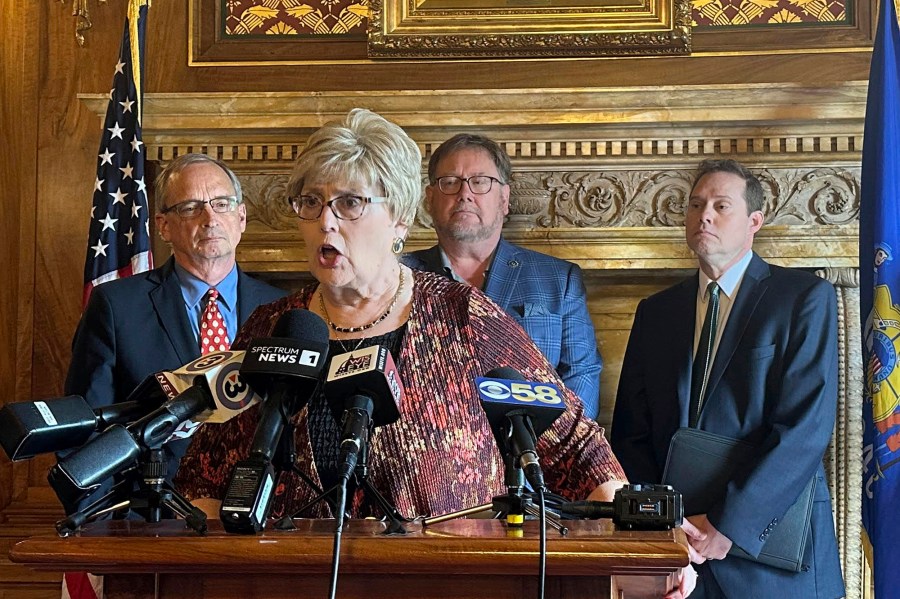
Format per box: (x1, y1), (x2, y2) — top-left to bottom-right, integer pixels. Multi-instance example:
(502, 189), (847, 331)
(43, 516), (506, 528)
(46, 353), (263, 509)
(47, 385), (216, 507)
(1, 351), (261, 462)
(324, 345), (403, 482)
(160, 350), (260, 440)
(476, 367), (566, 491)
(220, 309), (330, 534)
(0, 395), (156, 461)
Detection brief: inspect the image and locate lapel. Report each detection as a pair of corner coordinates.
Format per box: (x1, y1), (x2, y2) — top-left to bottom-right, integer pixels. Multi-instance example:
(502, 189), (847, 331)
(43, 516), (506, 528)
(674, 276), (699, 422)
(482, 237), (522, 308)
(235, 266), (254, 323)
(149, 257), (199, 365)
(412, 245), (446, 276)
(701, 253), (771, 411)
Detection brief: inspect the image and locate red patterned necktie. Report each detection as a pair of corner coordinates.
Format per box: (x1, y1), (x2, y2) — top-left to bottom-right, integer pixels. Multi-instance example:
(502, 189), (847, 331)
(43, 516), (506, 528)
(199, 288), (230, 354)
(168, 289), (231, 442)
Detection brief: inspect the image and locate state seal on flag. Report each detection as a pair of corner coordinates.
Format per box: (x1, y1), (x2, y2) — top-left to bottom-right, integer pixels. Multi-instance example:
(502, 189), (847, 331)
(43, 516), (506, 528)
(869, 285), (900, 451)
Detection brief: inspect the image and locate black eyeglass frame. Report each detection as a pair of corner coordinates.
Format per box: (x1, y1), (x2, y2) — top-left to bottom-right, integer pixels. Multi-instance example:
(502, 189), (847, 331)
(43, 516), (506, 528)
(433, 175), (505, 195)
(160, 196), (241, 218)
(287, 194), (389, 221)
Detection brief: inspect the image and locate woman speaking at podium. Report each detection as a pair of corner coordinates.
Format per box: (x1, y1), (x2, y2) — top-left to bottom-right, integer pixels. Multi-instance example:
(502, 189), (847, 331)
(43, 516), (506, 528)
(174, 109), (626, 523)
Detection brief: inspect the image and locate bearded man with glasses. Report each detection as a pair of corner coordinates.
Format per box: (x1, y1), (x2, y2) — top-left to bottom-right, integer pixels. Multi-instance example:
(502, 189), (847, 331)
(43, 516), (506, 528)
(66, 153), (286, 485)
(404, 134), (603, 420)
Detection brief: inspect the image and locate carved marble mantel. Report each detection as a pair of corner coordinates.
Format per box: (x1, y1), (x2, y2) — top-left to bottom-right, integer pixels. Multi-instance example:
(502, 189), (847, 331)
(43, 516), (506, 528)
(80, 82), (864, 273)
(81, 81), (867, 598)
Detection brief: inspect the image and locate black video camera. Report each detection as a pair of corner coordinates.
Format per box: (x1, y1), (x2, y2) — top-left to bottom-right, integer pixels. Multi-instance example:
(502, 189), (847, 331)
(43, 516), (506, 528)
(558, 483), (683, 530)
(610, 483), (683, 530)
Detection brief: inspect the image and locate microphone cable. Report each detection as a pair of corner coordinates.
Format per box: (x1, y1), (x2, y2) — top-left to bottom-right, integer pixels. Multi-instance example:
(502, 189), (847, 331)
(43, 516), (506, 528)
(328, 478), (349, 599)
(536, 485), (547, 599)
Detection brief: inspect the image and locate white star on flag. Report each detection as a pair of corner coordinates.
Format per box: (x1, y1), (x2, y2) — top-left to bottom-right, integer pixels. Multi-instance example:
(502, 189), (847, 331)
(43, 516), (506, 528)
(76, 3), (154, 591)
(99, 214), (118, 231)
(131, 203), (142, 218)
(109, 187), (128, 205)
(108, 123), (125, 140)
(130, 137), (144, 153)
(91, 240), (109, 257)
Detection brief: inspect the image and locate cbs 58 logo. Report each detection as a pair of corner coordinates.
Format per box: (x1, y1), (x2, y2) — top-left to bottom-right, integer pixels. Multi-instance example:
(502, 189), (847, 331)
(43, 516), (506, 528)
(477, 378), (563, 406)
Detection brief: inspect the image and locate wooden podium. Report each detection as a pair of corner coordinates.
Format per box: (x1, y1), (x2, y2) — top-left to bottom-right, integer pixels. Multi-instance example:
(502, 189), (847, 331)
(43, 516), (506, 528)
(11, 518), (689, 598)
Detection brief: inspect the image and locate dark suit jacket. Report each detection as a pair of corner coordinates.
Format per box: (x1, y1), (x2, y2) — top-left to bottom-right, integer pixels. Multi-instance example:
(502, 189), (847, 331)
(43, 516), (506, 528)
(60, 257), (284, 513)
(611, 253), (844, 598)
(66, 256), (287, 410)
(404, 238), (602, 419)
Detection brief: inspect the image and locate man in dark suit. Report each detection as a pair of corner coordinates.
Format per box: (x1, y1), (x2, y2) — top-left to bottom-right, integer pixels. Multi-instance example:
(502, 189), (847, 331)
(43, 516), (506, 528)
(404, 134), (602, 419)
(611, 159), (844, 598)
(66, 153), (286, 475)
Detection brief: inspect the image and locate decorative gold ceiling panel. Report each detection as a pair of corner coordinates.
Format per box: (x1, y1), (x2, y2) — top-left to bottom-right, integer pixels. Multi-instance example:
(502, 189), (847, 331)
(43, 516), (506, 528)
(220, 0), (849, 38)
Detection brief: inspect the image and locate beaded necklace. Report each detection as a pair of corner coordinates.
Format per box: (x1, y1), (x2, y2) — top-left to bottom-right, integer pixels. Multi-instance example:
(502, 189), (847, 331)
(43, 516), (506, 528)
(319, 267), (405, 335)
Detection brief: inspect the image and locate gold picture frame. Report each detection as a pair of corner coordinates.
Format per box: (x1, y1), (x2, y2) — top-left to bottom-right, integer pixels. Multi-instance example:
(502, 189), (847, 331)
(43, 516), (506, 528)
(367, 0), (692, 58)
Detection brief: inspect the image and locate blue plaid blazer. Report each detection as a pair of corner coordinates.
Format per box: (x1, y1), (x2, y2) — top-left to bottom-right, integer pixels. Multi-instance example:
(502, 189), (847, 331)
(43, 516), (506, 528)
(404, 237), (602, 419)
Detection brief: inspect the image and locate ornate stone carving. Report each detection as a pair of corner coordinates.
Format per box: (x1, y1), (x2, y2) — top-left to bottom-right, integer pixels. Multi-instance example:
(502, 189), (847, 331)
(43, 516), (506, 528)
(760, 168), (860, 226)
(237, 166), (860, 234)
(500, 167), (860, 230)
(816, 267), (861, 288)
(240, 174), (294, 230)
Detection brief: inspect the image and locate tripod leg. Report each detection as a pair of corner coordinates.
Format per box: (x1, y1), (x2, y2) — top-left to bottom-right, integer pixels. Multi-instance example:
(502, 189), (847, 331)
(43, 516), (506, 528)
(523, 501), (568, 535)
(55, 478), (134, 537)
(359, 479), (408, 535)
(156, 484), (208, 534)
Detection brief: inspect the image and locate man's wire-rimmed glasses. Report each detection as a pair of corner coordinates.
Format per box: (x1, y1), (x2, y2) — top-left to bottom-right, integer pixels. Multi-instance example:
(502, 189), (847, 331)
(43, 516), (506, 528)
(160, 197), (240, 219)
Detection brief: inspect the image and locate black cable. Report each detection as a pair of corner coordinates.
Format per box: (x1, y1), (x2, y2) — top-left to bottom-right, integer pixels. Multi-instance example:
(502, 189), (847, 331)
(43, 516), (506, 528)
(537, 486), (546, 599)
(328, 480), (348, 599)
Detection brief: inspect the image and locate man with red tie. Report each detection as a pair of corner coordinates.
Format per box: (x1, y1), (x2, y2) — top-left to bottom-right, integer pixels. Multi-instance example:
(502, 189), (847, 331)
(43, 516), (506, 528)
(65, 153), (286, 473)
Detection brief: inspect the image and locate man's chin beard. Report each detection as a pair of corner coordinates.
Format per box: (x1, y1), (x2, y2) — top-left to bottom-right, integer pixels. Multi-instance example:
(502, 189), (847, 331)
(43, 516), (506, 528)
(442, 225), (494, 243)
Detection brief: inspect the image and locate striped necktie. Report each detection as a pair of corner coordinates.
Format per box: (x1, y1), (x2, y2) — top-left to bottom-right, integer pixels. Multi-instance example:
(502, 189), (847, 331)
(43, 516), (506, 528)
(689, 282), (720, 427)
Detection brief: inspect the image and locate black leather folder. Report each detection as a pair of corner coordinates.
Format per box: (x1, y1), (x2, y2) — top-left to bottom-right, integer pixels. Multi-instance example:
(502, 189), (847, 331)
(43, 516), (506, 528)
(661, 427), (816, 572)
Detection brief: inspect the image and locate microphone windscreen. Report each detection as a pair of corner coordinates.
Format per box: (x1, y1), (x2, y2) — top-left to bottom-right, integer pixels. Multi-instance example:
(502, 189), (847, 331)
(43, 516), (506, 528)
(240, 310), (330, 384)
(0, 396), (97, 461)
(477, 368), (566, 440)
(484, 366), (526, 381)
(272, 308), (329, 343)
(325, 346), (403, 427)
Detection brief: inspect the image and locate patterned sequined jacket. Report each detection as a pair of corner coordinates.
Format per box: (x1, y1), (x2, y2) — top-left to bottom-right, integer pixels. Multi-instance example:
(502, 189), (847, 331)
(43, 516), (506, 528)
(175, 270), (626, 519)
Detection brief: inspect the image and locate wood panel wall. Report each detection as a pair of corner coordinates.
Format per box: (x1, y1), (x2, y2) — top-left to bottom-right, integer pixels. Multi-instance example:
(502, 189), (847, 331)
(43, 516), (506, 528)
(0, 1), (876, 597)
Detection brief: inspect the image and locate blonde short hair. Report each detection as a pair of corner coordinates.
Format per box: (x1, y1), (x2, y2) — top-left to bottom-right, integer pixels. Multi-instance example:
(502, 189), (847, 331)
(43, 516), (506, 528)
(286, 108), (422, 227)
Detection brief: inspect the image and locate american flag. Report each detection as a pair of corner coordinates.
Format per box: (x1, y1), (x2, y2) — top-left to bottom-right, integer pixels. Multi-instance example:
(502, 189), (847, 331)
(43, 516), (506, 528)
(81, 0), (152, 307)
(66, 3), (151, 598)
